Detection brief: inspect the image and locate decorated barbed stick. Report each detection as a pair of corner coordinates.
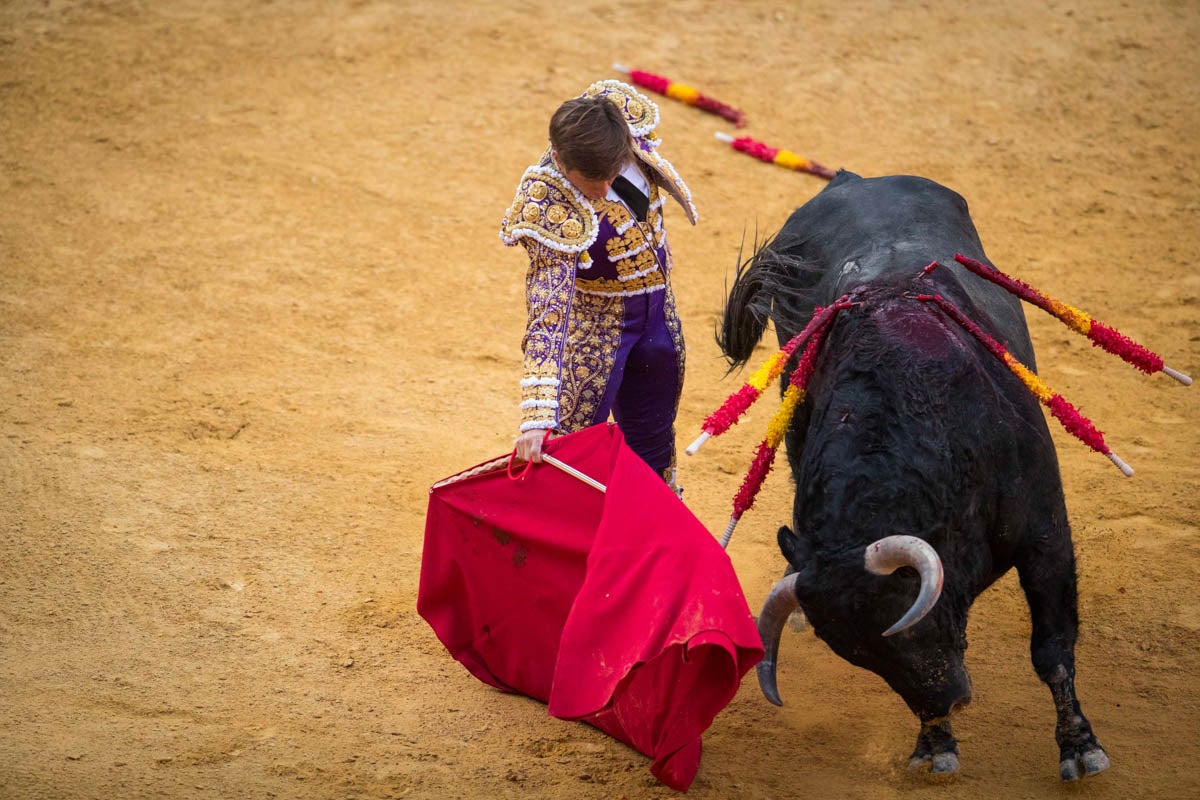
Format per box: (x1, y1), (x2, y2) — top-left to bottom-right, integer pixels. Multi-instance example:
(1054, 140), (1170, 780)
(686, 298), (850, 455)
(918, 293), (1134, 476)
(714, 132), (837, 180)
(720, 329), (827, 549)
(612, 63), (746, 127)
(951, 254), (1192, 386)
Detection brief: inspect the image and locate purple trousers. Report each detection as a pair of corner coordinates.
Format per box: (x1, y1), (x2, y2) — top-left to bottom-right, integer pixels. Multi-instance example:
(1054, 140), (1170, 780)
(587, 289), (683, 478)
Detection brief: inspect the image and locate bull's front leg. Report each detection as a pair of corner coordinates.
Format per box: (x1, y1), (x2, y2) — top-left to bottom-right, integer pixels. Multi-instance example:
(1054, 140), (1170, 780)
(1017, 531), (1110, 780)
(909, 716), (960, 774)
(903, 654), (971, 775)
(1046, 664), (1109, 780)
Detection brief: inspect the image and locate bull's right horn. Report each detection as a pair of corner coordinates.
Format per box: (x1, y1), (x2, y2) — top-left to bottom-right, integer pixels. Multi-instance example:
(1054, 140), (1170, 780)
(864, 535), (944, 637)
(755, 572), (801, 707)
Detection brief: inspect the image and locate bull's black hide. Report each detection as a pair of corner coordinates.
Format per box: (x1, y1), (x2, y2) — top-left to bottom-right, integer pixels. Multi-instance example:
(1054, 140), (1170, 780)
(720, 171), (1109, 779)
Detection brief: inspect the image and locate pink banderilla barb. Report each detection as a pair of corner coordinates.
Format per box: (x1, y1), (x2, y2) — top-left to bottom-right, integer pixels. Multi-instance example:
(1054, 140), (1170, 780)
(952, 254), (1192, 386)
(715, 132), (837, 180)
(917, 293), (1134, 476)
(719, 311), (836, 549)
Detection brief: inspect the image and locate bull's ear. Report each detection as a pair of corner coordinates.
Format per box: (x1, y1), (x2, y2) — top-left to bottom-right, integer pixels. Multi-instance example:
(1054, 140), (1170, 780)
(777, 525), (814, 570)
(778, 525), (820, 606)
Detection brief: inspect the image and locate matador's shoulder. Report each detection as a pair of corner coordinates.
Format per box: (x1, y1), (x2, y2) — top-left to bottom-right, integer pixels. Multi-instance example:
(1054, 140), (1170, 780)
(499, 159), (598, 253)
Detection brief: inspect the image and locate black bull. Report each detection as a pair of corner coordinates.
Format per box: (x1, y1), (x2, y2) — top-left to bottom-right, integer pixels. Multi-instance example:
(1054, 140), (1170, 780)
(719, 171), (1110, 780)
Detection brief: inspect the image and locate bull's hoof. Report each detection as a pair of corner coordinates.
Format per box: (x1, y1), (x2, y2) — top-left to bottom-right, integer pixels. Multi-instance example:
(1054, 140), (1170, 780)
(1059, 748), (1110, 781)
(931, 752), (961, 774)
(907, 752), (960, 775)
(909, 717), (960, 777)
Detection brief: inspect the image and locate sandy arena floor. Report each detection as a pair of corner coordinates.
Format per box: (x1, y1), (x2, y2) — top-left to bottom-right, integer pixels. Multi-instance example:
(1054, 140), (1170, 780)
(2, 1), (1198, 798)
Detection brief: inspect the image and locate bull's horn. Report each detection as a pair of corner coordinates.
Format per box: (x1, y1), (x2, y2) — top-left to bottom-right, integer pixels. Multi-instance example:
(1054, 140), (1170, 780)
(864, 535), (944, 637)
(755, 573), (801, 706)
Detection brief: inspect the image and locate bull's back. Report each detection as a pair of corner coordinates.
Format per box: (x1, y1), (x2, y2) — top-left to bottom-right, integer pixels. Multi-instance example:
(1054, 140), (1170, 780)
(789, 174), (977, 268)
(778, 172), (1035, 367)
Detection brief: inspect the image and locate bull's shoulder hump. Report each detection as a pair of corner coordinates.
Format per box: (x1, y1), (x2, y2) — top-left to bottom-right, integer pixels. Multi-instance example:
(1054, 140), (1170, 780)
(789, 174), (971, 227)
(869, 174), (969, 213)
(824, 169), (862, 190)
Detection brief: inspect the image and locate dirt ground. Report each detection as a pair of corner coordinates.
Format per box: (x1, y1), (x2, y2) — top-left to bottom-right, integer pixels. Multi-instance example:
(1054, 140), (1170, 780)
(2, 1), (1198, 798)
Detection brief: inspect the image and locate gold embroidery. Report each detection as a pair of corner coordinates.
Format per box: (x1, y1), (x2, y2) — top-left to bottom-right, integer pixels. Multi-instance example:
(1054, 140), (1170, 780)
(605, 226), (645, 259)
(597, 199), (632, 229)
(526, 383), (559, 402)
(582, 80), (659, 137)
(580, 192), (667, 292)
(501, 166), (597, 251)
(520, 243), (576, 429)
(638, 221), (655, 243)
(663, 279), (686, 415)
(626, 247), (659, 276)
(575, 269), (666, 296)
(556, 292), (624, 431)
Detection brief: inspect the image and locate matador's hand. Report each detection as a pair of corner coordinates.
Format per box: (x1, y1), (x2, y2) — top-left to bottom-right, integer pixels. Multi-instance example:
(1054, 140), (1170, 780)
(514, 429), (553, 463)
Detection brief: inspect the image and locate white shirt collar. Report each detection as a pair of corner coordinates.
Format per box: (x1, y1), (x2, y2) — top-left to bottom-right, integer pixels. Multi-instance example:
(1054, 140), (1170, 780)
(605, 161), (650, 203)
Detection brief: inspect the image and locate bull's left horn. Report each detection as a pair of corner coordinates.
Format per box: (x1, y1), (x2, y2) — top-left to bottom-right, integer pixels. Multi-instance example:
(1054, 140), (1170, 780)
(864, 535), (944, 637)
(755, 573), (801, 706)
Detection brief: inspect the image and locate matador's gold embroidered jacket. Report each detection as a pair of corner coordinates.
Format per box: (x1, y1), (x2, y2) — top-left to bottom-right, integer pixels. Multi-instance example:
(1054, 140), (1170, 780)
(499, 80), (698, 434)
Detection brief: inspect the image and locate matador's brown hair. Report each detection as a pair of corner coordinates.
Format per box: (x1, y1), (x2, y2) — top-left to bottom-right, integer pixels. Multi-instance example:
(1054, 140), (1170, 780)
(549, 97), (632, 181)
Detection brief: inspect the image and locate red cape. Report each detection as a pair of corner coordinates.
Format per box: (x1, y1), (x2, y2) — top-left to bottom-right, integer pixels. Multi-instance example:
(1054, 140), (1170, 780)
(418, 423), (763, 791)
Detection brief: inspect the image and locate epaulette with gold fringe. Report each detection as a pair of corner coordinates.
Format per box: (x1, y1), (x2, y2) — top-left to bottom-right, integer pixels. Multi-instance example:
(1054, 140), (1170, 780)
(500, 164), (597, 253)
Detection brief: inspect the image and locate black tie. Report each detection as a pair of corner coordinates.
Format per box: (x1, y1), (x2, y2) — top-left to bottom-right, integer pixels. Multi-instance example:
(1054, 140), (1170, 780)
(612, 174), (649, 223)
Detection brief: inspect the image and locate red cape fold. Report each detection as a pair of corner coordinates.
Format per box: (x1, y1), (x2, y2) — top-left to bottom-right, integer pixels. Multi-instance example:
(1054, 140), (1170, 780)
(418, 423), (763, 791)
